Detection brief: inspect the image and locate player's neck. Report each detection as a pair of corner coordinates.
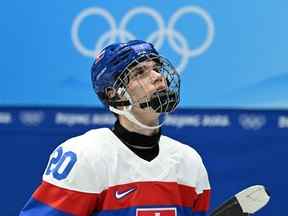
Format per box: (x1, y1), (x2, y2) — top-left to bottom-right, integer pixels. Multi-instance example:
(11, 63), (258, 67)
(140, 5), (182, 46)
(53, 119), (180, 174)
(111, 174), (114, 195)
(118, 116), (159, 136)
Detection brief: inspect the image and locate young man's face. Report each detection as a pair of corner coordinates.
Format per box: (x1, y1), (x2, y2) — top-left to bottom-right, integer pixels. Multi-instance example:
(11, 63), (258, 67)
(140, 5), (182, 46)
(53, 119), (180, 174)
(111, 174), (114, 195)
(126, 60), (167, 107)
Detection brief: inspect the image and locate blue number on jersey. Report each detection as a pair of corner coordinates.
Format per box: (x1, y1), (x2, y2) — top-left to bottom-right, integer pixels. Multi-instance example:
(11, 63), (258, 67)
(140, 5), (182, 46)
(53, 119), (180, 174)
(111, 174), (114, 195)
(45, 147), (77, 180)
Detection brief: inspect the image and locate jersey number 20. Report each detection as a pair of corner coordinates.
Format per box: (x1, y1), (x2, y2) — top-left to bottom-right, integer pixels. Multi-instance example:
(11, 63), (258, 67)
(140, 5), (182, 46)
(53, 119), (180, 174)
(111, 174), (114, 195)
(45, 147), (77, 180)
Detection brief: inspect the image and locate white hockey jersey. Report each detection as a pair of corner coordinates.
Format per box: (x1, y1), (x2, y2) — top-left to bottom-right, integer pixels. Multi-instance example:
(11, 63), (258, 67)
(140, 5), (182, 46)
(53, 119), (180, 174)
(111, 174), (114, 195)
(20, 128), (211, 216)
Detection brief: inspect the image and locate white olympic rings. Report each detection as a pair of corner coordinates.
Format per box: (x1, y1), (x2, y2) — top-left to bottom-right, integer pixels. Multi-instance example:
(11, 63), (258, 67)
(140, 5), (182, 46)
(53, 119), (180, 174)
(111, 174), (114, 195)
(71, 6), (215, 73)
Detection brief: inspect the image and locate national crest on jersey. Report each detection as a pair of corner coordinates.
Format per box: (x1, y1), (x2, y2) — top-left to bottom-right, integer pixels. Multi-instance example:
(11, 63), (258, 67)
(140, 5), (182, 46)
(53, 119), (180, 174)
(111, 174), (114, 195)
(20, 128), (211, 216)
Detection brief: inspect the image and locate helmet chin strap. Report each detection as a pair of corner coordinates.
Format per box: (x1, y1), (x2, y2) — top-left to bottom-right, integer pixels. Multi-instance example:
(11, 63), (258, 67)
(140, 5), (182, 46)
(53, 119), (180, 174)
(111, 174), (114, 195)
(109, 105), (165, 129)
(109, 87), (165, 129)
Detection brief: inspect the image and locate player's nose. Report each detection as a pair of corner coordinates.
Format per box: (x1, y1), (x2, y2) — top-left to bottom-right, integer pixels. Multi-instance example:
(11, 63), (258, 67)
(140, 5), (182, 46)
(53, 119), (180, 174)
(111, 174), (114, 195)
(150, 70), (166, 91)
(150, 69), (162, 83)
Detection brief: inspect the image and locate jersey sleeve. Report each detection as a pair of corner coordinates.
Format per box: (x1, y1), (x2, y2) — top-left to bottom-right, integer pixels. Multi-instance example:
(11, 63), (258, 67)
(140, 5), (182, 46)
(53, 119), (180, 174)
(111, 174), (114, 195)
(192, 158), (211, 216)
(19, 137), (107, 216)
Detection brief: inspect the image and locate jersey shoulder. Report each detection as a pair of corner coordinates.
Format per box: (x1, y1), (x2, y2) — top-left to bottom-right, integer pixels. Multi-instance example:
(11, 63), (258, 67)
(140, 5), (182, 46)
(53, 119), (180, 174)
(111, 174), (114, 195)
(42, 128), (114, 193)
(160, 135), (203, 163)
(59, 127), (116, 157)
(160, 135), (210, 191)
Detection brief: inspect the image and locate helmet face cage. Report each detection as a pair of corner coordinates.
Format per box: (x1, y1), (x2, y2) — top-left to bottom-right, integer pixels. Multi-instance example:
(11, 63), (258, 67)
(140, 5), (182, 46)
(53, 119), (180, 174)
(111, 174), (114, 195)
(105, 53), (180, 113)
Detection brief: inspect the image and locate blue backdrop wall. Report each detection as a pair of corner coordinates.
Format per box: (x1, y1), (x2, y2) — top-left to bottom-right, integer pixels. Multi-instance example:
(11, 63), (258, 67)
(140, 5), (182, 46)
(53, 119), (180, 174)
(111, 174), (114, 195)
(1, 107), (286, 215)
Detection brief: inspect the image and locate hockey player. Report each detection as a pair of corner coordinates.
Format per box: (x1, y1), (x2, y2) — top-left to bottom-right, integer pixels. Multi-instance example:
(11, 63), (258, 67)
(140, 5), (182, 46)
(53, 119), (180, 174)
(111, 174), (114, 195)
(19, 40), (211, 216)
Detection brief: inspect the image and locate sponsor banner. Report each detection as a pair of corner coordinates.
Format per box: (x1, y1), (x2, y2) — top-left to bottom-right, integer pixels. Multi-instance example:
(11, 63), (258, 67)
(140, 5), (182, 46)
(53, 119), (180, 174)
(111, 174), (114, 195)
(0, 107), (287, 132)
(0, 112), (12, 124)
(278, 115), (288, 128)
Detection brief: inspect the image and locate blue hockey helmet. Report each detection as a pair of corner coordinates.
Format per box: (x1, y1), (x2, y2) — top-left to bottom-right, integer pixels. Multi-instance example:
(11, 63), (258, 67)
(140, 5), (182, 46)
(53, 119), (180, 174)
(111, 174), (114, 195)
(91, 40), (180, 113)
(91, 40), (159, 104)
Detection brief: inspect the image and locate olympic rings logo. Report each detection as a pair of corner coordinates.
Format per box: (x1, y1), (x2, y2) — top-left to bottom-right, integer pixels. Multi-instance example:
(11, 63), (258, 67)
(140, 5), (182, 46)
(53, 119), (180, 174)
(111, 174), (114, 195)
(71, 6), (215, 73)
(239, 114), (267, 130)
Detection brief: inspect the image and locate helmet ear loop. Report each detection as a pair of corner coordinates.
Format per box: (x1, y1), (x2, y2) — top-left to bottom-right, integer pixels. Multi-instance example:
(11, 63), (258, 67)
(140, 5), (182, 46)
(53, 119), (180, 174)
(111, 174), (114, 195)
(119, 87), (133, 112)
(108, 88), (133, 116)
(105, 87), (119, 105)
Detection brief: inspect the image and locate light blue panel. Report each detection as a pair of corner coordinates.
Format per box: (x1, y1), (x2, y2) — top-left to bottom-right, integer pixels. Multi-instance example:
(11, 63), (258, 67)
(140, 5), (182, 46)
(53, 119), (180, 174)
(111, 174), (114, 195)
(1, 0), (288, 107)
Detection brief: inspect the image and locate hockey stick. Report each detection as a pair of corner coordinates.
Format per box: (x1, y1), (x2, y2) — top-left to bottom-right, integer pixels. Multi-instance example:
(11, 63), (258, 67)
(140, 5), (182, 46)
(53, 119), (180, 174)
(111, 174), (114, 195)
(210, 185), (270, 216)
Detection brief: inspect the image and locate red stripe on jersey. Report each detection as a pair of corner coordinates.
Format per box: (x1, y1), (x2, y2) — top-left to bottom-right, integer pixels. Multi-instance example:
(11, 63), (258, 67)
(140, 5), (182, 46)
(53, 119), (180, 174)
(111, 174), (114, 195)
(33, 181), (99, 216)
(99, 181), (208, 211)
(192, 189), (211, 212)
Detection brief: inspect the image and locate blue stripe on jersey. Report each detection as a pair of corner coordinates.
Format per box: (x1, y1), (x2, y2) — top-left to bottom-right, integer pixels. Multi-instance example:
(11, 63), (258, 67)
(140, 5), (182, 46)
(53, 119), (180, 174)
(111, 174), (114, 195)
(19, 197), (73, 216)
(93, 206), (207, 216)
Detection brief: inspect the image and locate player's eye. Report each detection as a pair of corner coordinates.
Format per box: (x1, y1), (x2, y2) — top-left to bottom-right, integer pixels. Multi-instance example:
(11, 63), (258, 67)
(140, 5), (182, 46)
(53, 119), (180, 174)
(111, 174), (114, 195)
(131, 68), (145, 79)
(153, 65), (161, 73)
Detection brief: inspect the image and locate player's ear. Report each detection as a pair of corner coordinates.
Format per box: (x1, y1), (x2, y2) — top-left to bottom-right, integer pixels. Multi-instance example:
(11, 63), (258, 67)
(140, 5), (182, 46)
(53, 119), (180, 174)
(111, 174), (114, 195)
(105, 87), (117, 100)
(105, 87), (125, 113)
(104, 88), (120, 119)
